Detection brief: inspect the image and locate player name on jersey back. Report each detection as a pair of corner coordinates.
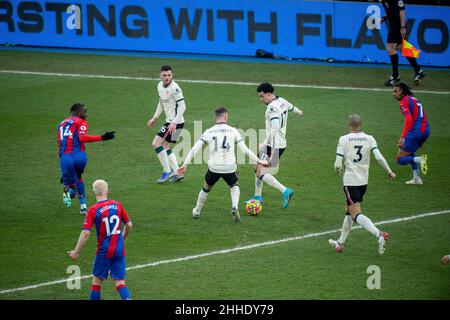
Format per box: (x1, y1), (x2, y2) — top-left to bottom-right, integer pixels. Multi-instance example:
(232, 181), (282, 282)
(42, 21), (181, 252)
(337, 132), (378, 186)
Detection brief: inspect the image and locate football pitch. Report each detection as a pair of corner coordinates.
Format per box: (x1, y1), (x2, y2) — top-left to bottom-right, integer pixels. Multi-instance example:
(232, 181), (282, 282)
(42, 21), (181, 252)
(0, 50), (449, 300)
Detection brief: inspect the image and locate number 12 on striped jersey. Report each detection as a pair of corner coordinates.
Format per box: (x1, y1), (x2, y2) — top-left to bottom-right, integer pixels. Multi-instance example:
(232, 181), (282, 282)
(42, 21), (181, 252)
(102, 215), (121, 236)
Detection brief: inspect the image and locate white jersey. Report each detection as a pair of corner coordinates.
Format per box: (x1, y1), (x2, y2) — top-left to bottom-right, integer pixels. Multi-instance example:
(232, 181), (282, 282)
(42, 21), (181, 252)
(157, 80), (185, 124)
(201, 123), (243, 174)
(336, 132), (378, 186)
(265, 97), (294, 148)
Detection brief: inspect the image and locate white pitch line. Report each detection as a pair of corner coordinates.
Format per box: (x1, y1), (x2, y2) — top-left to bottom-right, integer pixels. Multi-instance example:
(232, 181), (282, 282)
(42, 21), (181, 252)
(0, 209), (449, 295)
(1, 69), (450, 95)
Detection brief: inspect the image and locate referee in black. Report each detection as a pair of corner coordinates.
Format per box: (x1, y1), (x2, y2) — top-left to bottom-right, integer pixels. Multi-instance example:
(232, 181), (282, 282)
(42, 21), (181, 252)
(380, 0), (425, 86)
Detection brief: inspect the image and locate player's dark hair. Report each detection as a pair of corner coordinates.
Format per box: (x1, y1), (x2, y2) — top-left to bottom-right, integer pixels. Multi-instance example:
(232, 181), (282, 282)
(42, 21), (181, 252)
(160, 65), (172, 72)
(215, 106), (228, 117)
(70, 103), (86, 115)
(394, 82), (414, 97)
(257, 82), (274, 94)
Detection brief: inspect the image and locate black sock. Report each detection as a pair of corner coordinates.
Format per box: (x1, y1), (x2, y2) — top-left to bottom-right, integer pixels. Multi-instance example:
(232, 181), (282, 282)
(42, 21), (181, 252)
(389, 54), (399, 78)
(406, 57), (421, 73)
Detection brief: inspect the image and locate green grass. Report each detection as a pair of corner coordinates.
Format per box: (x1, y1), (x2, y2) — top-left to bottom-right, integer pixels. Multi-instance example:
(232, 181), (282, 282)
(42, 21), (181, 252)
(0, 50), (449, 300)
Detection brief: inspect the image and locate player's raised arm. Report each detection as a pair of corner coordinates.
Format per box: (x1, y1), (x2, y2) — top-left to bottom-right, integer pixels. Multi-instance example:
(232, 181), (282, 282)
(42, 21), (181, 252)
(288, 103), (304, 117)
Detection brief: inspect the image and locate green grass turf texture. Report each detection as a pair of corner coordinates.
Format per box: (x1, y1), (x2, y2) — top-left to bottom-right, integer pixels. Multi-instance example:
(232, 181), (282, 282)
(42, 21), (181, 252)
(0, 51), (449, 300)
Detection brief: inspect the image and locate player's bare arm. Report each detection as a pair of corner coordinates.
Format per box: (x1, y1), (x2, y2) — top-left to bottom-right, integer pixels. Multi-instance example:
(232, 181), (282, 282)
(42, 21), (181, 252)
(67, 230), (91, 260)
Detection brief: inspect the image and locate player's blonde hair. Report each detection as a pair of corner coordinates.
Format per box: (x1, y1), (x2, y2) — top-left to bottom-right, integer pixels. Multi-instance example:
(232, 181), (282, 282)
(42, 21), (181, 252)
(92, 179), (108, 196)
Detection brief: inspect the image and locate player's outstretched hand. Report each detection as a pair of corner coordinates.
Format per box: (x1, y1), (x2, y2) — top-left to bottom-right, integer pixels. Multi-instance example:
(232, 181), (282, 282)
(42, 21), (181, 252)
(388, 172), (396, 180)
(68, 250), (79, 260)
(102, 131), (116, 141)
(442, 255), (450, 265)
(177, 166), (186, 175)
(335, 166), (343, 176)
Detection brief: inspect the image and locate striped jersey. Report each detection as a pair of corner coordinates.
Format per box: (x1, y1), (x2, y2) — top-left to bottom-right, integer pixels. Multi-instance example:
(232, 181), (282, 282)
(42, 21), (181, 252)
(83, 199), (131, 259)
(336, 132), (378, 186)
(57, 116), (88, 156)
(157, 80), (185, 124)
(399, 95), (429, 137)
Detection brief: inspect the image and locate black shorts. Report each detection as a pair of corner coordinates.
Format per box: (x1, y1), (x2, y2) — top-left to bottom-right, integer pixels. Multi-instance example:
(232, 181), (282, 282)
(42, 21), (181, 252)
(205, 169), (238, 187)
(387, 29), (402, 44)
(156, 122), (184, 143)
(259, 146), (286, 167)
(343, 185), (367, 206)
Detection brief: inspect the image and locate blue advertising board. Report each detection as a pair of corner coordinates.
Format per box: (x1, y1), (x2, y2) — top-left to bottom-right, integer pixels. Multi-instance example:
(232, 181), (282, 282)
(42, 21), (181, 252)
(0, 0), (449, 66)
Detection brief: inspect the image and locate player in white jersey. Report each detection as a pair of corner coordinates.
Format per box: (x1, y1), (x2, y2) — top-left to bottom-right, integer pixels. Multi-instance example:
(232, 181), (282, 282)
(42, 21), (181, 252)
(178, 107), (269, 222)
(147, 65), (186, 183)
(251, 83), (303, 209)
(329, 114), (396, 255)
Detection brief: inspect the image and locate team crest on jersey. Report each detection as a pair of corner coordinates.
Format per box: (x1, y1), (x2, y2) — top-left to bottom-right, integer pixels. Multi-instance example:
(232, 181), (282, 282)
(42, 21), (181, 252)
(398, 1), (404, 8)
(80, 125), (87, 131)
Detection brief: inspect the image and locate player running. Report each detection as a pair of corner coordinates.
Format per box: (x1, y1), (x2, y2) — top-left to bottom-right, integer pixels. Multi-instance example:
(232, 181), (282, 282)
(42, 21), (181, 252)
(329, 114), (396, 255)
(57, 103), (115, 214)
(393, 83), (429, 185)
(147, 65), (186, 183)
(178, 107), (269, 222)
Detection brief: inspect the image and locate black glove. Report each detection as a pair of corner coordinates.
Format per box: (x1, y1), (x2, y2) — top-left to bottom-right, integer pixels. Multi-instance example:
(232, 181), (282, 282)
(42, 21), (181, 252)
(101, 131), (116, 141)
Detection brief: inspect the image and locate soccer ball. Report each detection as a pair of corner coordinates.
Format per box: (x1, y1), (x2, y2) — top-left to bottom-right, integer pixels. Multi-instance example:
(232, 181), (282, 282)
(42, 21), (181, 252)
(245, 199), (262, 216)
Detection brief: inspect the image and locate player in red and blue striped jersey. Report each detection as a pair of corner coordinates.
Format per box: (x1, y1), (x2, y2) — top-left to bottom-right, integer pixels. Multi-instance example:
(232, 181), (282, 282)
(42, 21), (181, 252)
(57, 103), (115, 214)
(392, 83), (429, 185)
(68, 180), (133, 300)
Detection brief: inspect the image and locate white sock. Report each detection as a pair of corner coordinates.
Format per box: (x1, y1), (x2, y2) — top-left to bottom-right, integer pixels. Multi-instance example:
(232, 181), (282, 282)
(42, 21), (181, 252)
(413, 156), (422, 163)
(413, 169), (420, 180)
(80, 203), (87, 210)
(261, 174), (286, 193)
(167, 152), (179, 173)
(156, 149), (171, 172)
(355, 214), (380, 238)
(338, 215), (353, 244)
(196, 189), (209, 211)
(255, 176), (263, 196)
(230, 186), (240, 209)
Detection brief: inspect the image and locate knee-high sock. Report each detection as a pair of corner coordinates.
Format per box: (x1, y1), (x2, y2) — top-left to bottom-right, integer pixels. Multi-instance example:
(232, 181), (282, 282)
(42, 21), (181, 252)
(390, 53), (399, 78)
(255, 176), (263, 196)
(76, 177), (86, 207)
(397, 154), (419, 179)
(116, 284), (131, 300)
(406, 56), (421, 73)
(166, 149), (179, 173)
(230, 186), (240, 209)
(261, 174), (286, 193)
(155, 146), (171, 172)
(338, 215), (353, 244)
(196, 188), (209, 211)
(354, 213), (380, 238)
(90, 285), (101, 300)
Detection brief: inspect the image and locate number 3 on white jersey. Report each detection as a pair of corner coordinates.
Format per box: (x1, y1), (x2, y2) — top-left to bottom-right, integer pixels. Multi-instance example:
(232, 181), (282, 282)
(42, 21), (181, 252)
(103, 215), (121, 236)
